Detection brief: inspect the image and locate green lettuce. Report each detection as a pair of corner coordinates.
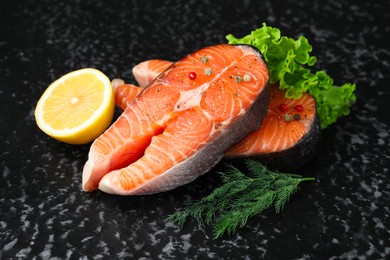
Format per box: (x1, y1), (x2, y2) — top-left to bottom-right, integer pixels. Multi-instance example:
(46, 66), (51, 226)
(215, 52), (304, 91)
(226, 23), (356, 128)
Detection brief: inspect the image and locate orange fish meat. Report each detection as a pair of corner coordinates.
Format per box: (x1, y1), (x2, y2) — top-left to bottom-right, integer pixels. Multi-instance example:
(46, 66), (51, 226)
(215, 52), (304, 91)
(82, 44), (270, 195)
(225, 85), (320, 170)
(133, 59), (173, 88)
(114, 59), (321, 171)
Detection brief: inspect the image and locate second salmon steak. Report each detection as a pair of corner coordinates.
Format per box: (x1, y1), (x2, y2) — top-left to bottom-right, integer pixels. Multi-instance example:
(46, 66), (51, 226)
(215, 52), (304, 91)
(82, 44), (270, 195)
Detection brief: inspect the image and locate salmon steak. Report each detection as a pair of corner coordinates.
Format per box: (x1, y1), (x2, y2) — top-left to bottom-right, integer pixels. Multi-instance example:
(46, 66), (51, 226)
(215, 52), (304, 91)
(114, 60), (320, 171)
(225, 85), (321, 170)
(82, 44), (270, 195)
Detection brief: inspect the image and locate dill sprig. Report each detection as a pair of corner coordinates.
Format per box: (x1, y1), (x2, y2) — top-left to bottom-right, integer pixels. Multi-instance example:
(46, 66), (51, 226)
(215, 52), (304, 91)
(166, 159), (314, 239)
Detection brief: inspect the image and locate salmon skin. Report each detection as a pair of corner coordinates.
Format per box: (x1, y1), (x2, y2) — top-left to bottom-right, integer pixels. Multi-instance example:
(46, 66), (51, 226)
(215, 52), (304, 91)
(114, 60), (320, 171)
(82, 44), (270, 195)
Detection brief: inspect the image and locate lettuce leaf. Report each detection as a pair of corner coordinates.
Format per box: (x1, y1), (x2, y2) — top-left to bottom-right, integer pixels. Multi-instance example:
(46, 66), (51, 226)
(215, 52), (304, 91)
(226, 23), (356, 128)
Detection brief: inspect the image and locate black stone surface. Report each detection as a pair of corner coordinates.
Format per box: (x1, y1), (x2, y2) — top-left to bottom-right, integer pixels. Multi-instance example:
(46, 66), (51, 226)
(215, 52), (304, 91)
(1, 0), (389, 259)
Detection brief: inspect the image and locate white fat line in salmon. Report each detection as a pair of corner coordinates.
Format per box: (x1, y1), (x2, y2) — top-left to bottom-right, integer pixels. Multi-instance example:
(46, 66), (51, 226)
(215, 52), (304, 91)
(155, 46), (265, 136)
(171, 58), (238, 115)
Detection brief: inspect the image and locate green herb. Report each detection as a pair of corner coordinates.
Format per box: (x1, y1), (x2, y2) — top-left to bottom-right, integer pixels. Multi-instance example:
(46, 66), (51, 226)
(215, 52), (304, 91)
(166, 160), (314, 239)
(226, 23), (356, 128)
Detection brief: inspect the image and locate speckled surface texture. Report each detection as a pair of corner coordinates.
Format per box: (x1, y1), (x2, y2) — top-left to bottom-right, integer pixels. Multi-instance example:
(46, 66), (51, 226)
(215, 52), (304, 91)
(1, 0), (389, 259)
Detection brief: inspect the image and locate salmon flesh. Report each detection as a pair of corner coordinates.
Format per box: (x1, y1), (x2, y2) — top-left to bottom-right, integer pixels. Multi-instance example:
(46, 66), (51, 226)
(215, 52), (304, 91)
(114, 60), (321, 171)
(82, 44), (270, 195)
(225, 85), (321, 170)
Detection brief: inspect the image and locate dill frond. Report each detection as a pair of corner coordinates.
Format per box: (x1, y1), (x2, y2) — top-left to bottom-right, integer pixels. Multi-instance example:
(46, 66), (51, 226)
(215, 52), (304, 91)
(165, 159), (314, 239)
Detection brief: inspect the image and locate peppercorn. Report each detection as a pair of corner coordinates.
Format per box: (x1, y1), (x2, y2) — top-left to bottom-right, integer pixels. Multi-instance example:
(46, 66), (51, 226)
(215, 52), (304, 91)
(294, 114), (301, 121)
(279, 103), (288, 112)
(295, 105), (303, 112)
(188, 72), (196, 80)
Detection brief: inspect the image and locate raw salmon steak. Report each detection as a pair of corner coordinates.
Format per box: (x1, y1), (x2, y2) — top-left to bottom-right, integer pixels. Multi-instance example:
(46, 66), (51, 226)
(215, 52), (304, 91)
(114, 60), (320, 171)
(225, 85), (320, 170)
(82, 44), (270, 195)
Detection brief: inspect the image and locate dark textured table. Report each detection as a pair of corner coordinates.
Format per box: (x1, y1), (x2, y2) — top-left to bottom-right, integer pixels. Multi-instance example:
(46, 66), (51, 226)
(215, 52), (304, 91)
(1, 0), (389, 259)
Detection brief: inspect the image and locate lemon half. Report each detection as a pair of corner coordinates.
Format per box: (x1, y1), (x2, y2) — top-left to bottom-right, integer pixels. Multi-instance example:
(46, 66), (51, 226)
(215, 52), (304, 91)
(34, 68), (115, 144)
